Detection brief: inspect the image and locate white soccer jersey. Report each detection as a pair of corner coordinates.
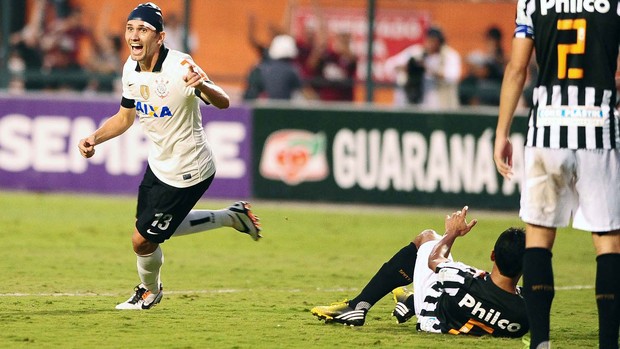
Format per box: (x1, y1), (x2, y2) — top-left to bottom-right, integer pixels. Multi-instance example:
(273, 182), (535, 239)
(121, 47), (215, 188)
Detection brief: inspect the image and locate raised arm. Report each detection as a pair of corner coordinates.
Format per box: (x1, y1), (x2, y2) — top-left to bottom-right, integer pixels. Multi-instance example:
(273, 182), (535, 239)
(304, 0), (328, 72)
(428, 206), (478, 271)
(247, 13), (267, 58)
(78, 106), (136, 158)
(184, 65), (230, 109)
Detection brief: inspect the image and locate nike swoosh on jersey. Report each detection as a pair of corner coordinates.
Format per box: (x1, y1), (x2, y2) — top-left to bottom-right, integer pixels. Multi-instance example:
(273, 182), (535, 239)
(146, 229), (159, 235)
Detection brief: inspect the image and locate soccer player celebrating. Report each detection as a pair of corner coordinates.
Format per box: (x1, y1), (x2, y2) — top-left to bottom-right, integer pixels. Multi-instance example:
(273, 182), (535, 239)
(311, 206), (529, 338)
(78, 3), (262, 310)
(494, 1), (620, 348)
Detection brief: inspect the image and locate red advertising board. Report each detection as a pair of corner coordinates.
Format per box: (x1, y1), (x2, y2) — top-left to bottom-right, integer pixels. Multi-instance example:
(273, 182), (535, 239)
(290, 7), (431, 82)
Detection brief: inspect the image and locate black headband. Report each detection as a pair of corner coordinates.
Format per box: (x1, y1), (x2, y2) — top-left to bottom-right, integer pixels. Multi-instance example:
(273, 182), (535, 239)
(127, 2), (164, 32)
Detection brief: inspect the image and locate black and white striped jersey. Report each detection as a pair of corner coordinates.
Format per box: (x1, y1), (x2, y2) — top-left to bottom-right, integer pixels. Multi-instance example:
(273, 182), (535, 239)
(515, 0), (620, 149)
(418, 261), (529, 337)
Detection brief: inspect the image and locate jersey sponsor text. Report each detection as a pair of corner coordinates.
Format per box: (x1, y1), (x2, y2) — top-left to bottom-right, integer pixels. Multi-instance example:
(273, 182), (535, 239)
(540, 0), (612, 15)
(458, 293), (524, 332)
(136, 101), (173, 118)
(537, 106), (605, 127)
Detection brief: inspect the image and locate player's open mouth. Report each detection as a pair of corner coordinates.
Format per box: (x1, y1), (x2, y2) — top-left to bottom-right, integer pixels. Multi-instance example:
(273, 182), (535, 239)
(131, 45), (144, 54)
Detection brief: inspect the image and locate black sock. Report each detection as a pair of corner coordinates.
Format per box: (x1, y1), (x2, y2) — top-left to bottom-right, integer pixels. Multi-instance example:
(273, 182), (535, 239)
(349, 243), (417, 310)
(596, 253), (620, 349)
(523, 248), (554, 349)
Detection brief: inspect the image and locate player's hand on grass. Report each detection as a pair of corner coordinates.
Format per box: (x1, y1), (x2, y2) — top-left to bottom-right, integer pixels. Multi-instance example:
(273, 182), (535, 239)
(78, 136), (96, 158)
(445, 206), (477, 237)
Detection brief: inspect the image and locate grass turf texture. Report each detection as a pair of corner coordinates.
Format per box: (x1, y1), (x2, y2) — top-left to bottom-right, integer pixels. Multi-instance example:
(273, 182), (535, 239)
(0, 191), (599, 348)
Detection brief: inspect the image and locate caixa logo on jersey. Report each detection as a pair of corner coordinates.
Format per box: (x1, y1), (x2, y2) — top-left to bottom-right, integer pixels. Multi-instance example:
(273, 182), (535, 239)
(259, 130), (329, 185)
(136, 101), (173, 118)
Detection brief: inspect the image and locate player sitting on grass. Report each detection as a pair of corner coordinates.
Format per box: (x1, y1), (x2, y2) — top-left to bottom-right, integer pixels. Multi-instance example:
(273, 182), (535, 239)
(311, 206), (529, 338)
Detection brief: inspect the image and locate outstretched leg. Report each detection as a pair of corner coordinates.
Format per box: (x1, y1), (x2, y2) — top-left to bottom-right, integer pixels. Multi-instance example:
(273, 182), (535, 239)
(173, 201), (262, 241)
(348, 243), (417, 311)
(310, 229), (439, 326)
(349, 229), (441, 310)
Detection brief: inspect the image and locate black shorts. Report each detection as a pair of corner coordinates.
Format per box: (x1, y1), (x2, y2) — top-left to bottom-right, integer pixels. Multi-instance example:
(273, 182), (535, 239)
(135, 166), (214, 244)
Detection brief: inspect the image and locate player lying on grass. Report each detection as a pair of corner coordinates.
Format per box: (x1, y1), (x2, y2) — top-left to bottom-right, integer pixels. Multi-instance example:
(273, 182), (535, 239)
(311, 206), (529, 337)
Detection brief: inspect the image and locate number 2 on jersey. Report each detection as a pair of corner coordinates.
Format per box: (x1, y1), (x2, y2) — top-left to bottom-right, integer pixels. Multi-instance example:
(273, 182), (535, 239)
(557, 18), (586, 79)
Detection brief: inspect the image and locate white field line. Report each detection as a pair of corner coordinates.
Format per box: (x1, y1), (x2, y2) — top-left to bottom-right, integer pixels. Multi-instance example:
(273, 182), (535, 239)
(0, 285), (592, 297)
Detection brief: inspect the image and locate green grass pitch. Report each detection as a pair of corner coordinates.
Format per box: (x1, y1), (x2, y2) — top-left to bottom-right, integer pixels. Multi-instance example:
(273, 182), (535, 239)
(0, 191), (599, 348)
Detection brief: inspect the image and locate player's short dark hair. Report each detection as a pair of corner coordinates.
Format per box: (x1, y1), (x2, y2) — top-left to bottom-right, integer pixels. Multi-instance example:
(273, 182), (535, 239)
(493, 227), (525, 278)
(127, 2), (164, 32)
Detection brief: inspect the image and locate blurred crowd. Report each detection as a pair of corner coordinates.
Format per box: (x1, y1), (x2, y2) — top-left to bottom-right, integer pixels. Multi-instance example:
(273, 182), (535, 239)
(5, 0), (193, 95)
(241, 1), (513, 108)
(242, 1), (357, 103)
(7, 0), (118, 93)
(4, 0), (554, 109)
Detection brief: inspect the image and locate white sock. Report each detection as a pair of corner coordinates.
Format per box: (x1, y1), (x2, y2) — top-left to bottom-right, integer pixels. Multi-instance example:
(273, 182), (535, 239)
(136, 246), (163, 293)
(173, 209), (233, 236)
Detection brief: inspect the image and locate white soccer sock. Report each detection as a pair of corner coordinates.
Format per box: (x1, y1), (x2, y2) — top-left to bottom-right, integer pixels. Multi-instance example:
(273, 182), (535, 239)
(173, 209), (233, 236)
(136, 246), (164, 293)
